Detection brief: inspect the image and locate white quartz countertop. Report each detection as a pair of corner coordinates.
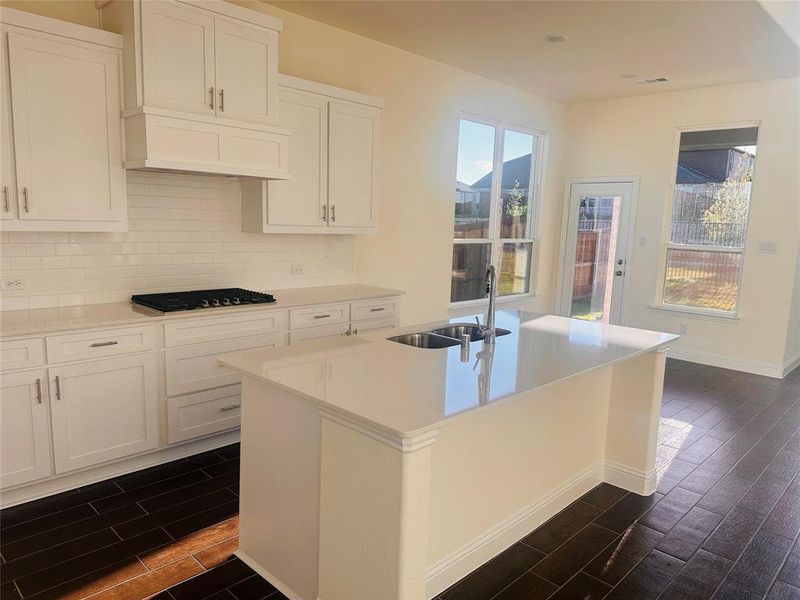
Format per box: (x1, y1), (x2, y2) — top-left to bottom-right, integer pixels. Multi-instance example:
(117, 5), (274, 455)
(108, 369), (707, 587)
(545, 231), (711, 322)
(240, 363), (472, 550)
(219, 311), (678, 439)
(0, 284), (404, 337)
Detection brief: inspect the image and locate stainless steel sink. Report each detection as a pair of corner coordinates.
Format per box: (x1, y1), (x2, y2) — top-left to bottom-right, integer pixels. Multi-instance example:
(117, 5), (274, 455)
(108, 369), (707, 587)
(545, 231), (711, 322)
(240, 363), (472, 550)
(387, 332), (462, 349)
(387, 324), (511, 349)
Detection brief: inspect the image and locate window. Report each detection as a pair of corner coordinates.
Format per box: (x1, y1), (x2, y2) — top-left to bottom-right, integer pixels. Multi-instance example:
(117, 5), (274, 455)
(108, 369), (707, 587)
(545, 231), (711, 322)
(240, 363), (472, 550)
(451, 117), (541, 303)
(661, 126), (758, 313)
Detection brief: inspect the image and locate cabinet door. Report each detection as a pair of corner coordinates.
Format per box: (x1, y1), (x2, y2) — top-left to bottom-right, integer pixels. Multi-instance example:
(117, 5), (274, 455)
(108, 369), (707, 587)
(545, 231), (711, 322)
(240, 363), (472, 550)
(49, 354), (157, 473)
(7, 32), (125, 222)
(141, 0), (215, 116)
(1, 369), (51, 488)
(0, 29), (17, 220)
(214, 19), (277, 125)
(267, 89), (328, 226)
(328, 101), (379, 228)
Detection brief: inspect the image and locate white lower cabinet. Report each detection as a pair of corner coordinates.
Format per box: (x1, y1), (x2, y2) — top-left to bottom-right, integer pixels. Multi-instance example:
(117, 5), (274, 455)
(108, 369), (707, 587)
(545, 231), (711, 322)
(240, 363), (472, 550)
(48, 353), (158, 473)
(0, 369), (51, 488)
(165, 332), (287, 396)
(167, 385), (242, 444)
(290, 322), (350, 344)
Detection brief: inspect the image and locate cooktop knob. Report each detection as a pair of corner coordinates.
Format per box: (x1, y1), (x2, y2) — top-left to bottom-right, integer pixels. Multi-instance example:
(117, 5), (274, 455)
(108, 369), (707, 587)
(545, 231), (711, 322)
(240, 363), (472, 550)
(211, 298), (220, 307)
(232, 297), (241, 304)
(200, 299), (210, 308)
(222, 298), (231, 306)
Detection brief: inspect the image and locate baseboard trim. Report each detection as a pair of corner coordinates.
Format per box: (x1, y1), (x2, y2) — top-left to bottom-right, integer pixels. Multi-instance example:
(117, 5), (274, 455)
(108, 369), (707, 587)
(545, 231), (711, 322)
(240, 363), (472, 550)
(668, 346), (785, 379)
(424, 461), (604, 598)
(236, 550), (305, 600)
(0, 430), (240, 508)
(604, 460), (657, 495)
(784, 352), (800, 378)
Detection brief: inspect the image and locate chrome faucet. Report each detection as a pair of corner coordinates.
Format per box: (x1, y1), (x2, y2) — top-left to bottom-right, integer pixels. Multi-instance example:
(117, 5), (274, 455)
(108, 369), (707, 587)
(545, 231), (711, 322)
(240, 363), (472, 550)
(477, 264), (497, 344)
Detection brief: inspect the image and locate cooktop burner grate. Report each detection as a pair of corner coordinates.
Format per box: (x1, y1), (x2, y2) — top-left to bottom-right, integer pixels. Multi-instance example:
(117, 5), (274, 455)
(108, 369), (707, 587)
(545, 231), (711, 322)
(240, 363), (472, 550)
(131, 288), (276, 312)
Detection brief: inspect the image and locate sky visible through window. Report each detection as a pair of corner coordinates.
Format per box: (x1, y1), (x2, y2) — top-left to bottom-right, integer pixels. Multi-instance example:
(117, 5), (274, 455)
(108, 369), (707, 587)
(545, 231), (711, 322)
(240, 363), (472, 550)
(456, 120), (533, 185)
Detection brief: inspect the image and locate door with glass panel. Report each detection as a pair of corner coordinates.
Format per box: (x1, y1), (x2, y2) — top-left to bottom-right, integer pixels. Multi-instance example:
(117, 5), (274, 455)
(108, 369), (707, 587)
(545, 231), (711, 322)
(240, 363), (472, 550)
(558, 182), (634, 324)
(451, 118), (540, 304)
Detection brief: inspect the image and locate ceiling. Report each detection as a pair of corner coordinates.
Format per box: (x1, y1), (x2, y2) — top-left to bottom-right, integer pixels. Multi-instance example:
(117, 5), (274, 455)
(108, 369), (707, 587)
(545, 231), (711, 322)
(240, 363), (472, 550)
(266, 0), (800, 103)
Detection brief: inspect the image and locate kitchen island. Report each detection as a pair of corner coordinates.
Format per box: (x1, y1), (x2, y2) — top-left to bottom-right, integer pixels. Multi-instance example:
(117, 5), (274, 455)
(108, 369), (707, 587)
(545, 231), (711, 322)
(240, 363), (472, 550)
(219, 311), (677, 600)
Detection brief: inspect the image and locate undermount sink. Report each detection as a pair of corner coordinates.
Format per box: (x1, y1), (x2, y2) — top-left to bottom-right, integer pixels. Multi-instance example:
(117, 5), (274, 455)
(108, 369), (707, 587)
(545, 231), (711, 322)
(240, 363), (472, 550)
(388, 324), (511, 349)
(387, 333), (462, 349)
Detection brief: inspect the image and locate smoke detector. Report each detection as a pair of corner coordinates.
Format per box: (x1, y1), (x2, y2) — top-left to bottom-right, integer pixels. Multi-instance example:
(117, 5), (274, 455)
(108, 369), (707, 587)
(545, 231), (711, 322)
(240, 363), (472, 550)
(635, 77), (669, 85)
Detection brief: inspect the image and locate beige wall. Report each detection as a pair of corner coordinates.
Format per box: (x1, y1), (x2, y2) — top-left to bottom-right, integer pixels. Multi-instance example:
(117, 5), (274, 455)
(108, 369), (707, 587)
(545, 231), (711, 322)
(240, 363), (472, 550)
(231, 1), (567, 325)
(1, 0), (566, 325)
(564, 78), (800, 374)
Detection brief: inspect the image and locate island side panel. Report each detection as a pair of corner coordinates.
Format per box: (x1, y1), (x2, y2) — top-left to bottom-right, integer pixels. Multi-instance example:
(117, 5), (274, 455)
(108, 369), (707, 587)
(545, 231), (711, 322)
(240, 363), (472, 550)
(317, 415), (434, 600)
(425, 366), (612, 597)
(604, 348), (668, 495)
(237, 378), (322, 600)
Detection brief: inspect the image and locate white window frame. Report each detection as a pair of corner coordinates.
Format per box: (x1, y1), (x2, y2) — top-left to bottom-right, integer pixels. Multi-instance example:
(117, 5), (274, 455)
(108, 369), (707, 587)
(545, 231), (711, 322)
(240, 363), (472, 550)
(450, 112), (547, 310)
(653, 121), (760, 319)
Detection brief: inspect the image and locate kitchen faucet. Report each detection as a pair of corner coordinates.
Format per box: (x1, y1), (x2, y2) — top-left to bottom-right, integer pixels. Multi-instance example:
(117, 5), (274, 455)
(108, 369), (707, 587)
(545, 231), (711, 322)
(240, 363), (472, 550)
(476, 264), (497, 345)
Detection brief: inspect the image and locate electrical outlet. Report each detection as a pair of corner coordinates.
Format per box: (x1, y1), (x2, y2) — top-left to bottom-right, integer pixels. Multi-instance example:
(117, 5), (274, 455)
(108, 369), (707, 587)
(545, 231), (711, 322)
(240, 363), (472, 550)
(678, 322), (688, 335)
(2, 277), (25, 290)
(757, 240), (778, 254)
(291, 263), (304, 275)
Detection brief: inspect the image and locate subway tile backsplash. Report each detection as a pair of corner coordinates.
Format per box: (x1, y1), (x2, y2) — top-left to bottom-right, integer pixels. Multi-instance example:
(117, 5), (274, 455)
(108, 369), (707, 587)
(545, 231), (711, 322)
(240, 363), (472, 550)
(0, 172), (355, 311)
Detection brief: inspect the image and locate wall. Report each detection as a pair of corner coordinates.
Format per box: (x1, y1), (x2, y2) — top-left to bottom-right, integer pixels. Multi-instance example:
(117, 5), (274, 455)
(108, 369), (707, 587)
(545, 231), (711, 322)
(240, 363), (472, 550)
(0, 172), (354, 310)
(564, 78), (800, 375)
(0, 1), (567, 326)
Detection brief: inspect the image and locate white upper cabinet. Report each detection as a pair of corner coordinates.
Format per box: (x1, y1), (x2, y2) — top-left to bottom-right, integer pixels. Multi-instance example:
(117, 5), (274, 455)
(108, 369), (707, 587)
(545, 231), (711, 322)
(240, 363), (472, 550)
(101, 0), (289, 179)
(242, 75), (382, 234)
(214, 19), (277, 125)
(140, 1), (216, 117)
(0, 8), (127, 232)
(328, 101), (379, 229)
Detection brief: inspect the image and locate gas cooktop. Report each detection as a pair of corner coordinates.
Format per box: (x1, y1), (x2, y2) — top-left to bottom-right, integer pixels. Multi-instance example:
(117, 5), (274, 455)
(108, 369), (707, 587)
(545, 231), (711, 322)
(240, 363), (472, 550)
(131, 288), (276, 313)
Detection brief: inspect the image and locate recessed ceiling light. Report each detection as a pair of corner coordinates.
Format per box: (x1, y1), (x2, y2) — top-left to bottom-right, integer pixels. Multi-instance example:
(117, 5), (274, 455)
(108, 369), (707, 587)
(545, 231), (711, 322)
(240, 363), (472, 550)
(621, 73), (638, 79)
(545, 34), (567, 43)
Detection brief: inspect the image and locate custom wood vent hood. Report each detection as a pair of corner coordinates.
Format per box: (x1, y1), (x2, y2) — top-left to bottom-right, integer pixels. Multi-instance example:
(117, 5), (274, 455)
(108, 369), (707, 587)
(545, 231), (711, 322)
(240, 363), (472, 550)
(99, 0), (290, 179)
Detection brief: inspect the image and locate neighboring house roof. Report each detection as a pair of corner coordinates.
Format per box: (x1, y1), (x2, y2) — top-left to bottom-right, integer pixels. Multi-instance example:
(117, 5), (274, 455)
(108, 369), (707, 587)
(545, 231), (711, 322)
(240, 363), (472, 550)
(456, 181), (474, 192)
(676, 164), (713, 184)
(471, 153), (532, 189)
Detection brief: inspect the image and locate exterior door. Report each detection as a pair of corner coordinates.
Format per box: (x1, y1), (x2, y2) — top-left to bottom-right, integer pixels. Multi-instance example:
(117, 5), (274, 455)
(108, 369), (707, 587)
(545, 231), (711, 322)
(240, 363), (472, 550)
(0, 369), (51, 488)
(141, 1), (215, 116)
(214, 19), (277, 125)
(49, 354), (158, 473)
(558, 182), (635, 324)
(328, 101), (379, 228)
(7, 31), (124, 221)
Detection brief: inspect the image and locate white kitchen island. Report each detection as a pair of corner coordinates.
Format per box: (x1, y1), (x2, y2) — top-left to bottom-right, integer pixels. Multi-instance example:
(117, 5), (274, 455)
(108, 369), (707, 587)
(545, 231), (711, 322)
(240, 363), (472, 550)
(219, 311), (677, 600)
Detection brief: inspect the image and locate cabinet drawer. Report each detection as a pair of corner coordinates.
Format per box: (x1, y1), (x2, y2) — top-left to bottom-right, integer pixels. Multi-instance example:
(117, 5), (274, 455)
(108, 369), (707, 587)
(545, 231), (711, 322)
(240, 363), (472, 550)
(167, 385), (242, 444)
(165, 332), (286, 396)
(290, 323), (350, 344)
(1, 338), (44, 372)
(164, 309), (286, 347)
(289, 303), (349, 329)
(46, 326), (156, 364)
(351, 297), (400, 322)
(353, 316), (398, 334)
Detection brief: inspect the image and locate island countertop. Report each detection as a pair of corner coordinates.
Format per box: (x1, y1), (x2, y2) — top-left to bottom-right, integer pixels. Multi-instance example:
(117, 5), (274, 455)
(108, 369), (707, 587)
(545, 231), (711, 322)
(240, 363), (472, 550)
(219, 310), (678, 439)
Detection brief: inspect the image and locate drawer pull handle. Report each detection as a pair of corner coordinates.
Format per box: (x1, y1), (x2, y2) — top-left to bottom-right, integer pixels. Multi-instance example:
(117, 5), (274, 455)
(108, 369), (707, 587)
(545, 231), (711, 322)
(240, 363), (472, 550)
(54, 375), (61, 401)
(35, 378), (42, 404)
(370, 307), (385, 312)
(90, 341), (119, 348)
(313, 314), (331, 319)
(22, 187), (29, 212)
(2, 186), (8, 212)
(219, 404), (240, 413)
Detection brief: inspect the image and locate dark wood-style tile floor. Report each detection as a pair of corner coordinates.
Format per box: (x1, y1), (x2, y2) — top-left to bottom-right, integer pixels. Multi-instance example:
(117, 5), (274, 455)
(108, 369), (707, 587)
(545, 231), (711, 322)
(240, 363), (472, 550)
(1, 359), (799, 600)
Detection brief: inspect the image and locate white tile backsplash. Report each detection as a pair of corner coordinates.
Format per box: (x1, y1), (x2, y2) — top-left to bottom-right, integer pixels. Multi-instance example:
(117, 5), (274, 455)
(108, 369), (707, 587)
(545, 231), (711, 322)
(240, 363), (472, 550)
(0, 172), (355, 310)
